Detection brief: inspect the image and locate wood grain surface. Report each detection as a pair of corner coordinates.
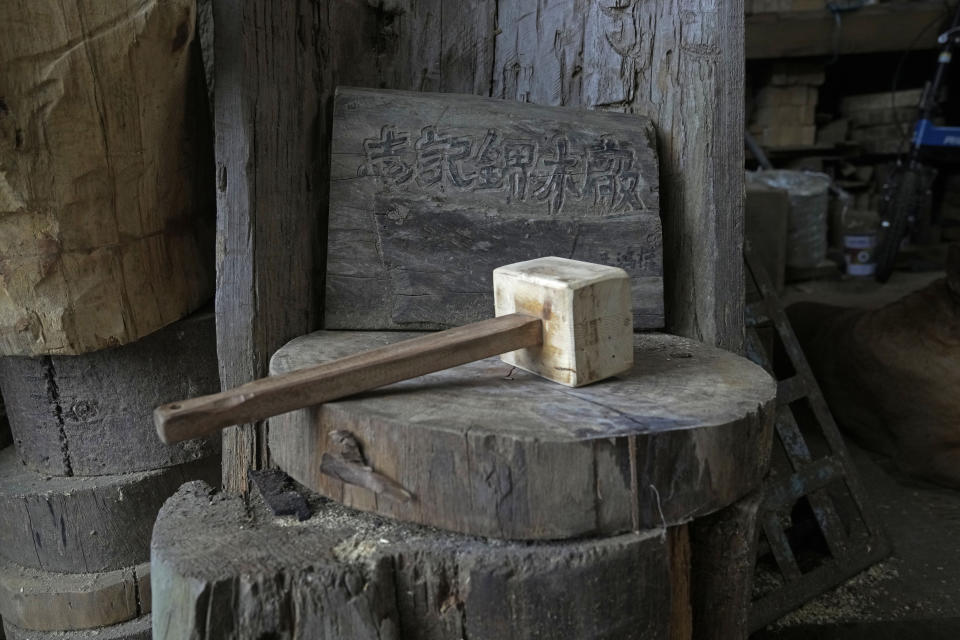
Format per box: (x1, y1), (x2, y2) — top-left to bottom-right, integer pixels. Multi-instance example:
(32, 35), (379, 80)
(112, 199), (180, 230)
(0, 560), (149, 632)
(325, 87), (663, 332)
(152, 480), (671, 640)
(0, 0), (214, 357)
(268, 330), (775, 540)
(0, 311), (220, 476)
(492, 0), (745, 352)
(0, 448), (218, 574)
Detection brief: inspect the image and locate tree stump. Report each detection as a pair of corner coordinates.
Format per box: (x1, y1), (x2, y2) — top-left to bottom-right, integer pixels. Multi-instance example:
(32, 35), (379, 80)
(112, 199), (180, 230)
(152, 480), (672, 640)
(0, 0), (214, 357)
(0, 311), (219, 476)
(0, 559), (149, 632)
(269, 331), (776, 540)
(2, 616), (150, 640)
(0, 448), (218, 574)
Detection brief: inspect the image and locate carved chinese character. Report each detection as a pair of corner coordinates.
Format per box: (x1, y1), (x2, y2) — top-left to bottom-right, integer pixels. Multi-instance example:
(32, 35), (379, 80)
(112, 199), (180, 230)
(503, 140), (537, 201)
(583, 138), (634, 210)
(414, 126), (476, 189)
(358, 125), (413, 186)
(534, 136), (580, 214)
(447, 134), (476, 188)
(612, 170), (647, 212)
(414, 126), (449, 187)
(473, 129), (504, 190)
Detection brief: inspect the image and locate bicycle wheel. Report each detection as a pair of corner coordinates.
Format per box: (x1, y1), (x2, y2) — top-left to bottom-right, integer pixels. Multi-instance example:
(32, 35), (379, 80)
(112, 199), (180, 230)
(875, 169), (919, 283)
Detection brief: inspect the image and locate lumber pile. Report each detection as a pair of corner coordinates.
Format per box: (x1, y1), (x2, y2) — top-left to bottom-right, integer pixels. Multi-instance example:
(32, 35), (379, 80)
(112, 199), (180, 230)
(841, 89), (921, 155)
(749, 63), (823, 148)
(746, 0), (828, 13)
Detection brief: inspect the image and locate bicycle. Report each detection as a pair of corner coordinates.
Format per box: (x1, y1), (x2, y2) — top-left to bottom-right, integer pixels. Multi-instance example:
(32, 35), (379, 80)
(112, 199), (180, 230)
(875, 5), (960, 282)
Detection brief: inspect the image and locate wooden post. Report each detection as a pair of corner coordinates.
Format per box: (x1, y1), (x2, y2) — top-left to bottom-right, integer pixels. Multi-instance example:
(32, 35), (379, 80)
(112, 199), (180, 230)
(213, 0), (324, 492)
(493, 2), (748, 637)
(493, 0), (744, 352)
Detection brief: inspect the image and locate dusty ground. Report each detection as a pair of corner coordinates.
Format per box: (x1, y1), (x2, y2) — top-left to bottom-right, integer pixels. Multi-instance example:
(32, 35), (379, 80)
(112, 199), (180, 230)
(754, 270), (960, 638)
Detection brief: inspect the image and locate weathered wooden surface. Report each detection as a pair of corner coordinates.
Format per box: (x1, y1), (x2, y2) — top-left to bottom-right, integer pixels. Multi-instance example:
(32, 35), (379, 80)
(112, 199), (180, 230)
(492, 0), (745, 352)
(213, 0), (326, 493)
(326, 87), (663, 332)
(0, 0), (214, 357)
(269, 331), (775, 540)
(152, 480), (672, 640)
(0, 311), (219, 476)
(213, 0), (502, 494)
(2, 616), (150, 640)
(0, 560), (149, 631)
(0, 448), (218, 574)
(690, 488), (762, 639)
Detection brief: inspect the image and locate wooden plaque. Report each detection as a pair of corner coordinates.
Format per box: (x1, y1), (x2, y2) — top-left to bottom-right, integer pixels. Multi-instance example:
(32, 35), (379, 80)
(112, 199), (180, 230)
(325, 87), (664, 331)
(269, 331), (776, 540)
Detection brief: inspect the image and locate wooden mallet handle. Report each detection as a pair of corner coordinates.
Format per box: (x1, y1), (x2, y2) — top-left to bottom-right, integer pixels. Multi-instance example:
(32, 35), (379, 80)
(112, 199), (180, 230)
(154, 314), (542, 444)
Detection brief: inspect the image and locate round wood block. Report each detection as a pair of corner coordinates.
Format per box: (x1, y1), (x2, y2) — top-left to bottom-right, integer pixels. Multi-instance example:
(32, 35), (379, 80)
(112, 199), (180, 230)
(269, 331), (776, 540)
(0, 311), (219, 476)
(2, 615), (150, 640)
(152, 481), (671, 640)
(0, 559), (149, 632)
(0, 448), (219, 573)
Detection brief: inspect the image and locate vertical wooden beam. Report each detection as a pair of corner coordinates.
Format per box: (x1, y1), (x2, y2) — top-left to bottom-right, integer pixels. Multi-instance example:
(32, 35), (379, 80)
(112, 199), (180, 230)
(494, 2), (749, 636)
(493, 0), (745, 352)
(213, 0), (323, 492)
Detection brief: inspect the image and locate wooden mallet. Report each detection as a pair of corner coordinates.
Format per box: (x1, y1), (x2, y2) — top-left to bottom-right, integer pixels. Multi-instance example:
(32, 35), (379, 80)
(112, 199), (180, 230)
(155, 256), (634, 444)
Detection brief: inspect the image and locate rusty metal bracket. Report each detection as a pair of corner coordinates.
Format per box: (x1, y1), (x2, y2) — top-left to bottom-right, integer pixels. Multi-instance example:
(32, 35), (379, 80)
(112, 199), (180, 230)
(745, 249), (890, 631)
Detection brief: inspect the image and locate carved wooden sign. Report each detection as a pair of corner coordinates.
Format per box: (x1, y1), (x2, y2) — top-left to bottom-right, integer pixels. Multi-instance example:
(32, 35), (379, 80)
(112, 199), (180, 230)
(325, 87), (664, 330)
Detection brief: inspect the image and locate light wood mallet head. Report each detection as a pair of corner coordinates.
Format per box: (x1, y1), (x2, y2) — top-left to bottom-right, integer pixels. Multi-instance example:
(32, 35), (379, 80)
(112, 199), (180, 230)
(493, 256), (633, 387)
(155, 257), (633, 444)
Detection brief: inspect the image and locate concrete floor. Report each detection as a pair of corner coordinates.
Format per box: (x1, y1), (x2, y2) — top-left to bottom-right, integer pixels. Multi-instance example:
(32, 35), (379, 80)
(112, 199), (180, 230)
(755, 442), (960, 638)
(753, 268), (960, 639)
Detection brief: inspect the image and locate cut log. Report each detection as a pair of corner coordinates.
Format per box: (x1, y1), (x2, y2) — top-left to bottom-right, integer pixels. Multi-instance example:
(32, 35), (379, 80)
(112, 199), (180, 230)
(0, 311), (219, 476)
(2, 616), (150, 640)
(0, 448), (218, 574)
(0, 0), (214, 357)
(152, 480), (672, 640)
(268, 331), (776, 540)
(325, 87), (663, 332)
(0, 560), (149, 632)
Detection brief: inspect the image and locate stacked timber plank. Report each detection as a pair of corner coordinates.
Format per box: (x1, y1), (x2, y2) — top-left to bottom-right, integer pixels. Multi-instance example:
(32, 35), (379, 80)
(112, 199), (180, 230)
(746, 0), (827, 13)
(842, 89), (921, 155)
(0, 313), (221, 639)
(749, 63), (823, 148)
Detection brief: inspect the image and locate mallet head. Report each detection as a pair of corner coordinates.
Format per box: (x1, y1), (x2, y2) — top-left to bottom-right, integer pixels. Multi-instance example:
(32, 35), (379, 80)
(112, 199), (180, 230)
(493, 256), (633, 387)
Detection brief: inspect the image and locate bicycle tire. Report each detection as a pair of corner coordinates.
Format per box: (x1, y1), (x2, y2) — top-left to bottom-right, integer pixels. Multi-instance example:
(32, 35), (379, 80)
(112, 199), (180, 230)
(875, 170), (919, 283)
